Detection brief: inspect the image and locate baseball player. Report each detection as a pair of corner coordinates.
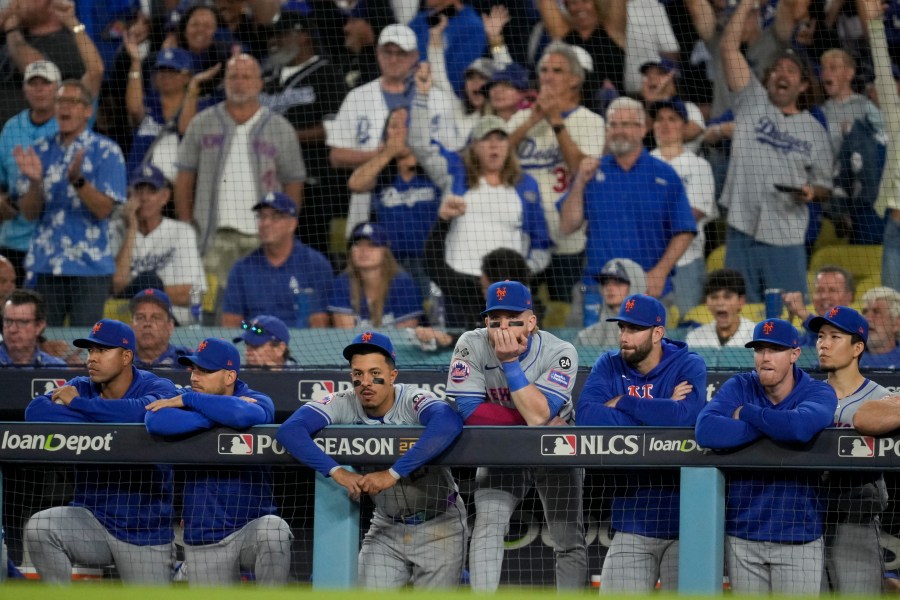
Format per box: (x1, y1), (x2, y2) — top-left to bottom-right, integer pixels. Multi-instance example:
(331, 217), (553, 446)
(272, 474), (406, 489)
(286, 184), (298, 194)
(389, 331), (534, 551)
(446, 280), (585, 591)
(575, 294), (707, 591)
(24, 319), (178, 584)
(144, 338), (292, 585)
(811, 306), (889, 594)
(276, 331), (467, 589)
(695, 318), (838, 594)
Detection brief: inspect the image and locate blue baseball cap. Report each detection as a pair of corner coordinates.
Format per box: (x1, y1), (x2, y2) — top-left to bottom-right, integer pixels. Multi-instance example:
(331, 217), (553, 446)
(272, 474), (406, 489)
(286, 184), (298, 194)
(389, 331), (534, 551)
(745, 318), (800, 349)
(640, 58), (679, 77)
(648, 98), (688, 121)
(234, 315), (290, 346)
(808, 305), (869, 345)
(342, 331), (397, 363)
(129, 164), (168, 190)
(154, 47), (193, 73)
(606, 294), (666, 328)
(252, 192), (298, 217)
(130, 288), (175, 319)
(178, 338), (241, 372)
(488, 63), (529, 91)
(482, 280), (533, 315)
(350, 222), (389, 247)
(73, 319), (136, 350)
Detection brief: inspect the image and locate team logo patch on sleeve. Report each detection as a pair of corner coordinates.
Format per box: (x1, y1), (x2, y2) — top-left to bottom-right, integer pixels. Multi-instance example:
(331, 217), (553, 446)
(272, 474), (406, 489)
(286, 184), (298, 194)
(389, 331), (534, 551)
(450, 360), (471, 383)
(411, 393), (432, 412)
(315, 394), (333, 405)
(547, 370), (571, 388)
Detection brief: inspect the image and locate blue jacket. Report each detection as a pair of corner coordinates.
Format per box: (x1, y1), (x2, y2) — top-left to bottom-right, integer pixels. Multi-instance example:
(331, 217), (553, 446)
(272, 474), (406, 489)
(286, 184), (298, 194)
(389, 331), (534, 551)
(145, 380), (278, 545)
(695, 366), (837, 542)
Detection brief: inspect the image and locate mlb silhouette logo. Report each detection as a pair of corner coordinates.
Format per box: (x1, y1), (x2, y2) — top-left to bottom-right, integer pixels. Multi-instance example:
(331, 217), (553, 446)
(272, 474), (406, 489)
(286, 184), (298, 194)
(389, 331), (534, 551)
(299, 380), (334, 402)
(32, 379), (67, 398)
(541, 434), (577, 456)
(838, 436), (875, 457)
(219, 434), (253, 455)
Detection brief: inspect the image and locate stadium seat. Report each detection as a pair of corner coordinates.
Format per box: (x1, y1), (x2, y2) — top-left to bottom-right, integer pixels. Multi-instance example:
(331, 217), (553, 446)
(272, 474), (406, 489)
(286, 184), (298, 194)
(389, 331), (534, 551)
(102, 298), (130, 322)
(203, 272), (220, 314)
(682, 304), (713, 325)
(706, 244), (725, 273)
(808, 245), (882, 290)
(542, 300), (571, 329)
(812, 217), (847, 253)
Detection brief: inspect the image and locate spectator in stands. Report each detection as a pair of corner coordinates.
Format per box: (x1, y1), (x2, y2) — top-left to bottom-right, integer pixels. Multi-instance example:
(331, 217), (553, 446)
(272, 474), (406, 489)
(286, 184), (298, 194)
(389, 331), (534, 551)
(233, 314), (297, 369)
(164, 4), (230, 82)
(113, 164), (206, 326)
(0, 61), (61, 286)
(277, 331), (467, 589)
(859, 286), (900, 368)
(145, 337), (292, 585)
(486, 62), (529, 122)
(537, 0), (626, 104)
(577, 294), (707, 591)
(209, 0), (279, 59)
(0, 0), (104, 124)
(784, 265), (855, 346)
(174, 53), (305, 285)
(124, 45), (219, 179)
(222, 192), (332, 329)
(15, 79), (127, 326)
(820, 49), (883, 158)
(130, 288), (191, 370)
(0, 289), (64, 366)
(410, 96), (552, 328)
(330, 222), (422, 329)
(639, 60), (705, 152)
(260, 11), (344, 257)
(650, 99), (716, 317)
(346, 107), (440, 298)
(445, 281), (585, 591)
(559, 96), (695, 300)
(327, 23), (464, 172)
(810, 305), (888, 594)
(717, 0), (832, 303)
(685, 0), (797, 121)
(409, 0), (486, 99)
(861, 0), (900, 292)
(575, 257), (647, 345)
(685, 269), (755, 348)
(334, 13), (379, 91)
(24, 319), (178, 584)
(623, 0), (680, 95)
(506, 42), (606, 304)
(695, 318), (837, 594)
(0, 255), (15, 305)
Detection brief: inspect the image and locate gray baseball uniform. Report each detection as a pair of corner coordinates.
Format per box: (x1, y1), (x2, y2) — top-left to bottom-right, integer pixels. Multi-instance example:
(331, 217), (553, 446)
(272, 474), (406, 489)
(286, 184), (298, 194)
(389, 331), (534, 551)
(827, 378), (890, 594)
(301, 384), (467, 589)
(446, 329), (586, 591)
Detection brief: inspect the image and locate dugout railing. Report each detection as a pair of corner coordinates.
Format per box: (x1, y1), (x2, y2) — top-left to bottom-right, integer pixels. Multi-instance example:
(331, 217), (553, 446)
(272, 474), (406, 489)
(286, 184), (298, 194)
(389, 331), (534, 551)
(2, 424), (899, 593)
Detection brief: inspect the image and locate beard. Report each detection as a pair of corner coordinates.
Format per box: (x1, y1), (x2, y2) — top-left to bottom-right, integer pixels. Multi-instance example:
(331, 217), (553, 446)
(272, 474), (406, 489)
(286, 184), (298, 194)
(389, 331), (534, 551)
(622, 334), (653, 368)
(608, 138), (638, 157)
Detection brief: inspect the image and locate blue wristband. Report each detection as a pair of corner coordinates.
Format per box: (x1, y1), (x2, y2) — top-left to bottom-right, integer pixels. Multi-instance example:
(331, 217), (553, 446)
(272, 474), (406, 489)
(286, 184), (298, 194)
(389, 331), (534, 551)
(502, 361), (529, 393)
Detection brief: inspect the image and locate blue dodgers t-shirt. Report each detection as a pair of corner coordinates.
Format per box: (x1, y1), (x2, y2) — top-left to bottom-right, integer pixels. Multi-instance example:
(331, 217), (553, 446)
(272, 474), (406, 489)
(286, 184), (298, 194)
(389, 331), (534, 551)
(328, 270), (423, 326)
(223, 240), (334, 327)
(17, 130), (127, 276)
(371, 169), (440, 261)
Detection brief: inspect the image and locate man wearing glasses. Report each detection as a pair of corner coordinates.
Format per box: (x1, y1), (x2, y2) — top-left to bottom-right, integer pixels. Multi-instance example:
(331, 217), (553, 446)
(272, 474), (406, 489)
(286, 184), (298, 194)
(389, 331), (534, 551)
(0, 288), (64, 366)
(129, 288), (191, 369)
(13, 78), (126, 326)
(445, 280), (586, 591)
(559, 96), (695, 301)
(145, 337), (293, 585)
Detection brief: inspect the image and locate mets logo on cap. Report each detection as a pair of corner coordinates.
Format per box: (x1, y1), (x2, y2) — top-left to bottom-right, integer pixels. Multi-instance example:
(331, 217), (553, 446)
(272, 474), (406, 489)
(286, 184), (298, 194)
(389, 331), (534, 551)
(625, 299), (636, 312)
(828, 306), (840, 318)
(362, 332), (373, 343)
(763, 321), (774, 334)
(198, 340), (208, 352)
(93, 322), (102, 334)
(496, 287), (507, 301)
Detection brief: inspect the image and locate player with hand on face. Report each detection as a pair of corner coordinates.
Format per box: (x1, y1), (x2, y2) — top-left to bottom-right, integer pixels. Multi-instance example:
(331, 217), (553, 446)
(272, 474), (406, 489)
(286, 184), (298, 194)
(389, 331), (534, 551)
(695, 319), (838, 594)
(277, 331), (466, 589)
(447, 280), (586, 591)
(812, 306), (890, 594)
(576, 294), (707, 591)
(144, 338), (292, 585)
(24, 319), (178, 584)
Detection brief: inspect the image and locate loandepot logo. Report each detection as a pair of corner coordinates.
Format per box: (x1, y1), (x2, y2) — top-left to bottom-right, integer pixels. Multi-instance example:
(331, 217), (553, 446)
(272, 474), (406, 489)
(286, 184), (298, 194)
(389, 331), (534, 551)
(0, 430), (114, 455)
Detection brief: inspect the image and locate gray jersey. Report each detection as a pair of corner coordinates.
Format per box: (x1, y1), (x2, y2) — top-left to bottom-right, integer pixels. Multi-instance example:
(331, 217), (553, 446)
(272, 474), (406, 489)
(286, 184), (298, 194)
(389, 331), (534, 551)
(304, 384), (457, 519)
(721, 77), (833, 246)
(833, 378), (889, 428)
(446, 329), (578, 422)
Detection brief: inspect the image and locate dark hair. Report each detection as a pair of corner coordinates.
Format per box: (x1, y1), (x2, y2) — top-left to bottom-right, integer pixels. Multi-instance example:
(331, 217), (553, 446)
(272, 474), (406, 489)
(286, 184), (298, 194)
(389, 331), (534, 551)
(481, 248), (531, 286)
(703, 268), (747, 299)
(5, 288), (46, 322)
(350, 347), (395, 370)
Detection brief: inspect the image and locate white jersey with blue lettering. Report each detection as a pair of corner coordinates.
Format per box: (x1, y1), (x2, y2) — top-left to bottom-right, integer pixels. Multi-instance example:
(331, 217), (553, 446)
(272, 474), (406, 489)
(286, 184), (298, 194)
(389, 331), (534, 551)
(445, 328), (579, 422)
(304, 384), (457, 519)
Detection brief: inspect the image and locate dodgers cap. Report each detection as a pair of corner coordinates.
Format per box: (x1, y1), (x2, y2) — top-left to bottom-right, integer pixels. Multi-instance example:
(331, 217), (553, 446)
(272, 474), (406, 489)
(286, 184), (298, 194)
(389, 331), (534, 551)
(24, 60), (62, 84)
(482, 280), (533, 315)
(234, 315), (290, 346)
(130, 288), (175, 319)
(488, 63), (529, 91)
(349, 222), (389, 247)
(73, 319), (136, 350)
(648, 98), (688, 121)
(179, 338), (241, 372)
(808, 305), (869, 345)
(745, 318), (800, 349)
(606, 294), (666, 328)
(378, 24), (417, 52)
(252, 192), (298, 217)
(129, 163), (167, 190)
(154, 47), (193, 73)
